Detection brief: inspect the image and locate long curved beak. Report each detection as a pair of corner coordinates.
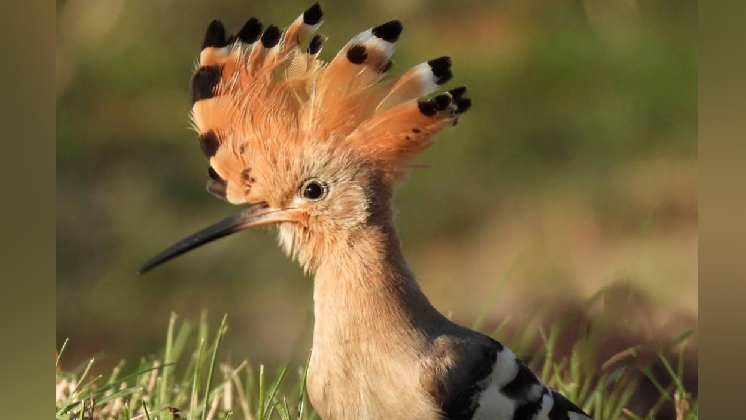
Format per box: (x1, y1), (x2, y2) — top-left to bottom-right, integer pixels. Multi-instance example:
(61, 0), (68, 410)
(138, 204), (307, 274)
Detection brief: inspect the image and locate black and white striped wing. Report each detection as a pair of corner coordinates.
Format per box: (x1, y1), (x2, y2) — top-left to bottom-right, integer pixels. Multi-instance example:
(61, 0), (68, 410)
(471, 344), (590, 420)
(425, 337), (592, 420)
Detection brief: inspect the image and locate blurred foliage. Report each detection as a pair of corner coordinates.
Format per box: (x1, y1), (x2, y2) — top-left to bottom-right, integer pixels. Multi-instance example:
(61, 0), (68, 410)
(57, 0), (697, 372)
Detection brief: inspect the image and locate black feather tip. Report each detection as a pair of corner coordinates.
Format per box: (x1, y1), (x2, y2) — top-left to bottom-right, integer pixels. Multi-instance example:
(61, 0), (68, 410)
(437, 69), (453, 85)
(191, 66), (222, 105)
(433, 94), (452, 110)
(417, 100), (438, 117)
(448, 86), (467, 100)
(346, 44), (368, 64)
(202, 20), (228, 49)
(237, 17), (263, 44)
(428, 56), (451, 73)
(455, 98), (472, 114)
(428, 56), (452, 85)
(261, 25), (281, 48)
(372, 20), (403, 43)
(308, 35), (323, 54)
(303, 3), (323, 25)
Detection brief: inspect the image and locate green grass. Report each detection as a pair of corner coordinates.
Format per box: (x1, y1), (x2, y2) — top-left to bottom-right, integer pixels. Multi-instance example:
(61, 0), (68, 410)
(56, 307), (697, 420)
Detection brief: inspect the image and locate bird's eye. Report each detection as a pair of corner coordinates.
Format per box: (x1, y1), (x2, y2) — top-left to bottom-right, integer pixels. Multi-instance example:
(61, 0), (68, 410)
(302, 180), (327, 201)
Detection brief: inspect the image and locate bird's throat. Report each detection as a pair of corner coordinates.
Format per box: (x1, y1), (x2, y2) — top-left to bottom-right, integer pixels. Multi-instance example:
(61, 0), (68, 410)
(311, 218), (444, 349)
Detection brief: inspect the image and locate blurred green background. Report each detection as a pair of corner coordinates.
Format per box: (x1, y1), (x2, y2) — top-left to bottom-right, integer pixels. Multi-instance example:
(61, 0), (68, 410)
(57, 0), (697, 376)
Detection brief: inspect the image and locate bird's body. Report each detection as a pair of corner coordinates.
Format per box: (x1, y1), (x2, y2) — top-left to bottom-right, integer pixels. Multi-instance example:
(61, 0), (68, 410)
(300, 203), (588, 420)
(141, 3), (592, 419)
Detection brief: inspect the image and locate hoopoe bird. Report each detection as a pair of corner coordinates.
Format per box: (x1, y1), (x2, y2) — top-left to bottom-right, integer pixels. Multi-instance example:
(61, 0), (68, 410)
(140, 4), (592, 420)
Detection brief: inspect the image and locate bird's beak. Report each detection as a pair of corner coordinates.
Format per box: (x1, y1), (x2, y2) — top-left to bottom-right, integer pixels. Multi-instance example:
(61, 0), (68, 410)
(138, 204), (307, 274)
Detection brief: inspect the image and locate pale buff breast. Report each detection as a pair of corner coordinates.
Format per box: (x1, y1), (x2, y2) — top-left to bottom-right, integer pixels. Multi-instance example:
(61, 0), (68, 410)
(306, 345), (442, 420)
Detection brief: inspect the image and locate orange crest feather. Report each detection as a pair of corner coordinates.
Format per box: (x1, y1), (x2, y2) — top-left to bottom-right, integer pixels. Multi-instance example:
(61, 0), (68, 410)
(189, 3), (471, 205)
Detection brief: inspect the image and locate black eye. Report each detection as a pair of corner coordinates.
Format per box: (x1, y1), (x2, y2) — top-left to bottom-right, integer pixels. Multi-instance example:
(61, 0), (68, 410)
(302, 180), (326, 200)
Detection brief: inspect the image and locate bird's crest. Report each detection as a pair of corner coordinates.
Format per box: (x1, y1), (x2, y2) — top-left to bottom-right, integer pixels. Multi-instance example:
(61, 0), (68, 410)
(191, 3), (471, 205)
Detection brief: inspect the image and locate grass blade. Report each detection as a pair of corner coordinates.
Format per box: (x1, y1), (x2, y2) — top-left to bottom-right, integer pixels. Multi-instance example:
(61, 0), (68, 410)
(57, 338), (69, 368)
(668, 324), (698, 350)
(143, 400), (152, 420)
(159, 312), (177, 408)
(92, 364), (174, 401)
(658, 352), (685, 394)
(298, 352), (312, 418)
(191, 338), (207, 420)
(77, 358), (96, 394)
(262, 366), (288, 420)
(257, 365), (266, 420)
(201, 314), (228, 420)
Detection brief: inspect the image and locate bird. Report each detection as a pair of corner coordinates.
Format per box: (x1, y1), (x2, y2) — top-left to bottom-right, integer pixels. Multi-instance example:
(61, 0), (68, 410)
(139, 3), (592, 420)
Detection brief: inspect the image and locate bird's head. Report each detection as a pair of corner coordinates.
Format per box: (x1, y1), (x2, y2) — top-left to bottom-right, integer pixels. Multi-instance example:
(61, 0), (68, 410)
(140, 3), (471, 274)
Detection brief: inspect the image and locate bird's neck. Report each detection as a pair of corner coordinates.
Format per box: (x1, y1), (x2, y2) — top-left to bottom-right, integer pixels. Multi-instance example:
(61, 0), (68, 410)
(311, 212), (445, 349)
(305, 204), (450, 419)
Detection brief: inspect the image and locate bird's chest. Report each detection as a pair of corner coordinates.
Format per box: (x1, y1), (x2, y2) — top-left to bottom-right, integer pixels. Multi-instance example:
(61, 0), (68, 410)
(306, 337), (440, 420)
(306, 270), (445, 419)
